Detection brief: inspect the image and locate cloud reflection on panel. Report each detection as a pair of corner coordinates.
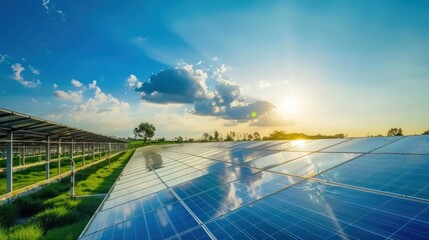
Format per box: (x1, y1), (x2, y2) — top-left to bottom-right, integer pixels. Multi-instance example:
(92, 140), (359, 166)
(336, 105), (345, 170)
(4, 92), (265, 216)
(133, 63), (294, 127)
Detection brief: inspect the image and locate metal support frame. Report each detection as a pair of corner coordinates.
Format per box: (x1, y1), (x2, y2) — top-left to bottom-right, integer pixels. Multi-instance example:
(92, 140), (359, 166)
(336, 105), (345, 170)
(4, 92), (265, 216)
(71, 139), (74, 165)
(38, 145), (41, 162)
(108, 142), (112, 167)
(70, 160), (75, 197)
(82, 140), (85, 166)
(58, 139), (61, 175)
(92, 141), (95, 163)
(45, 136), (51, 180)
(6, 132), (13, 193)
(22, 145), (26, 165)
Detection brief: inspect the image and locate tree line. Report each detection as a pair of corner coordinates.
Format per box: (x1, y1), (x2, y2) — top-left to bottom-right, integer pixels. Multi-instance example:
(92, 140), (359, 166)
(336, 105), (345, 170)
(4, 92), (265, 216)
(131, 123), (429, 143)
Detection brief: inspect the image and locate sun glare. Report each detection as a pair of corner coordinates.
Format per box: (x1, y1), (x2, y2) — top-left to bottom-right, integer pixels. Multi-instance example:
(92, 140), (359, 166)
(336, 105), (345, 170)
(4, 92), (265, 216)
(279, 97), (301, 115)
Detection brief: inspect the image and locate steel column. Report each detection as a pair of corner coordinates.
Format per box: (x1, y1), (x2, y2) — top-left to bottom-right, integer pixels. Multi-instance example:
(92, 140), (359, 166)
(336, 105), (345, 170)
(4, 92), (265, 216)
(58, 139), (61, 175)
(45, 136), (51, 180)
(92, 142), (95, 163)
(6, 132), (13, 193)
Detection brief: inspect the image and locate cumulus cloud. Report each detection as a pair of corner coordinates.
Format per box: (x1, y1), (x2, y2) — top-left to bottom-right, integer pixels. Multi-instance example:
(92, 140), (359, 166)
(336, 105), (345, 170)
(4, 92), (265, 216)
(259, 80), (271, 88)
(127, 74), (142, 88)
(49, 80), (131, 134)
(54, 89), (83, 102)
(71, 79), (83, 88)
(135, 66), (208, 104)
(133, 61), (285, 127)
(10, 63), (41, 88)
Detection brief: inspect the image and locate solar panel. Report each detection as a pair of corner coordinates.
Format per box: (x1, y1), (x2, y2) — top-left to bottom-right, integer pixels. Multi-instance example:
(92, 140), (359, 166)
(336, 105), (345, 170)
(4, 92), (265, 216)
(79, 137), (429, 239)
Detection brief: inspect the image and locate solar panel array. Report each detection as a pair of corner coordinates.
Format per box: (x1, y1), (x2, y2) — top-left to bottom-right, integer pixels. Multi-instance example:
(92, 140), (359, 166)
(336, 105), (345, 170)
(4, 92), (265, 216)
(79, 136), (429, 239)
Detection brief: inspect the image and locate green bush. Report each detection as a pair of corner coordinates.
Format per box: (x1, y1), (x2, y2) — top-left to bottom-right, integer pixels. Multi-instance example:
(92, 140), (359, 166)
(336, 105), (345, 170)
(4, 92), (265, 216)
(7, 223), (43, 240)
(14, 196), (45, 217)
(39, 185), (61, 199)
(30, 207), (79, 232)
(0, 228), (7, 239)
(0, 204), (17, 228)
(42, 220), (87, 240)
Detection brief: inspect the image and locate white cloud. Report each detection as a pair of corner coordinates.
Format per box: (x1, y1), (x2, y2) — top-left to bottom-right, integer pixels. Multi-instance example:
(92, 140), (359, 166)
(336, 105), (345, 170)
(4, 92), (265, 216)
(50, 80), (132, 135)
(213, 56), (218, 61)
(54, 89), (83, 103)
(29, 65), (40, 75)
(31, 98), (38, 103)
(42, 0), (65, 20)
(213, 64), (232, 81)
(71, 79), (83, 88)
(10, 63), (41, 88)
(53, 83), (58, 89)
(259, 80), (271, 89)
(127, 74), (142, 88)
(89, 80), (97, 89)
(135, 36), (148, 43)
(42, 0), (50, 10)
(0, 54), (9, 63)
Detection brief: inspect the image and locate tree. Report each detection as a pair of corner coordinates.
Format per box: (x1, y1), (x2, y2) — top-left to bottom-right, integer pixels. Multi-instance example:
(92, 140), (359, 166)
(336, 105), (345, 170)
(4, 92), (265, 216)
(334, 133), (346, 138)
(133, 122), (156, 143)
(175, 136), (183, 143)
(202, 133), (209, 141)
(214, 131), (219, 141)
(423, 130), (429, 135)
(387, 128), (403, 136)
(253, 132), (261, 141)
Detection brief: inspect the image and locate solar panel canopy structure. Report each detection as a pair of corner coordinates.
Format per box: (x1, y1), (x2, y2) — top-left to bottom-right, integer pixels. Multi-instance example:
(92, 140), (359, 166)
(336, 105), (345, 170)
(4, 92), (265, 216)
(79, 136), (429, 240)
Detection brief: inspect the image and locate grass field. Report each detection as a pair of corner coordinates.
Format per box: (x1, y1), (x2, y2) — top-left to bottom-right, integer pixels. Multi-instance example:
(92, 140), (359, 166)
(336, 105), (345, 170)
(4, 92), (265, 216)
(0, 148), (135, 240)
(0, 152), (110, 195)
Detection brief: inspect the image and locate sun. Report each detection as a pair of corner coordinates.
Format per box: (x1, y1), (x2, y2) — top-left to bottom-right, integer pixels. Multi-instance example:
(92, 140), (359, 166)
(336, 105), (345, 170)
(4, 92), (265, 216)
(278, 97), (301, 115)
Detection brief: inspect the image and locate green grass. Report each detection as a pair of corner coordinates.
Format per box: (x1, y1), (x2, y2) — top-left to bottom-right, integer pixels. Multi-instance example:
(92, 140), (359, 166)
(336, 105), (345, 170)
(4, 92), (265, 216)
(129, 139), (176, 148)
(0, 148), (135, 239)
(0, 152), (114, 195)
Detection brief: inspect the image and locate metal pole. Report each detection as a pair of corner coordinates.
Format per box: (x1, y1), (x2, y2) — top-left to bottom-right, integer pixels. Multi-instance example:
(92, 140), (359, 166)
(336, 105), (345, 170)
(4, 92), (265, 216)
(45, 136), (51, 180)
(6, 132), (13, 193)
(23, 145), (26, 165)
(108, 142), (112, 167)
(19, 146), (22, 166)
(99, 142), (101, 160)
(71, 139), (74, 165)
(92, 141), (95, 163)
(82, 140), (85, 166)
(38, 145), (41, 162)
(70, 160), (75, 197)
(58, 139), (61, 175)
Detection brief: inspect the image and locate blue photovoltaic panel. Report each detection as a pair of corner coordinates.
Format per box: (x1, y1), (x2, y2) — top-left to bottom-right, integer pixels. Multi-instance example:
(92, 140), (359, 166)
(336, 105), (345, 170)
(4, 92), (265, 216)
(373, 135), (429, 154)
(79, 137), (429, 240)
(287, 138), (349, 152)
(321, 136), (402, 153)
(317, 153), (429, 200)
(243, 151), (309, 170)
(206, 180), (429, 239)
(184, 172), (301, 222)
(269, 152), (361, 177)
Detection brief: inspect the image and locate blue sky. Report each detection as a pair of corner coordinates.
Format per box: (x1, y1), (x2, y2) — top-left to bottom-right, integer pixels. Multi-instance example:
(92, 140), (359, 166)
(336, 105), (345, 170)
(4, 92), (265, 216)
(1, 0), (428, 138)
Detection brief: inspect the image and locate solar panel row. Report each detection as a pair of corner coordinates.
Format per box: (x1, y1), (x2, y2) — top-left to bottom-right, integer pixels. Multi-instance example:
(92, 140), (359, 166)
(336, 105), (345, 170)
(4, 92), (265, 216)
(79, 135), (429, 239)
